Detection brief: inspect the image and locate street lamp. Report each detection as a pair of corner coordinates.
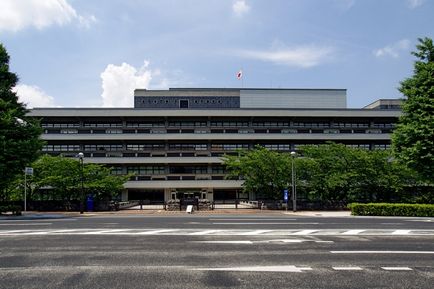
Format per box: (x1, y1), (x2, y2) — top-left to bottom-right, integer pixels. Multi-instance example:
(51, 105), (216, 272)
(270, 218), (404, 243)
(77, 152), (85, 214)
(290, 151), (297, 212)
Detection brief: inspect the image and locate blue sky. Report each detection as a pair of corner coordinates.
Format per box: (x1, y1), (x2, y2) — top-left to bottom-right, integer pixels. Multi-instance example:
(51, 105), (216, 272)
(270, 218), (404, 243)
(1, 0), (433, 108)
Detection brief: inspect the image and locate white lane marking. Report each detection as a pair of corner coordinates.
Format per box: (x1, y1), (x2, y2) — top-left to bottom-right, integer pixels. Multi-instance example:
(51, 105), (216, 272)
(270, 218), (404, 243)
(87, 229), (132, 234)
(292, 230), (318, 235)
(332, 267), (363, 271)
(1, 229), (434, 236)
(208, 219), (296, 221)
(392, 230), (411, 235)
(189, 230), (222, 235)
(405, 219), (433, 222)
(193, 265), (313, 272)
(212, 222), (319, 225)
(135, 229), (179, 235)
(191, 241), (253, 244)
(238, 230), (272, 235)
(381, 267), (413, 271)
(0, 223), (51, 226)
(331, 251), (434, 254)
(0, 230), (32, 233)
(48, 229), (85, 233)
(315, 241), (334, 243)
(267, 239), (305, 243)
(341, 230), (366, 235)
(20, 231), (50, 235)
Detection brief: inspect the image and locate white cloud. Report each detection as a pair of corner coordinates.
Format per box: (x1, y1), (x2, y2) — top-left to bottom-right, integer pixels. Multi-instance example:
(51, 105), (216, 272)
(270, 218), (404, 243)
(101, 61), (163, 107)
(13, 84), (55, 108)
(233, 0), (250, 17)
(373, 39), (411, 58)
(237, 45), (335, 68)
(407, 0), (426, 8)
(333, 0), (356, 10)
(0, 0), (96, 32)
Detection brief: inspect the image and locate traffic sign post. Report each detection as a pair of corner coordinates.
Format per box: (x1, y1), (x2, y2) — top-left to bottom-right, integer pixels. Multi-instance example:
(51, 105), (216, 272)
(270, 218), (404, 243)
(24, 167), (33, 212)
(283, 189), (289, 211)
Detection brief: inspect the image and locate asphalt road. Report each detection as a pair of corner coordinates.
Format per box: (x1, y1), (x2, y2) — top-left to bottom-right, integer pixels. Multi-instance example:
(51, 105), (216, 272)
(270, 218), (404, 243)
(0, 214), (433, 289)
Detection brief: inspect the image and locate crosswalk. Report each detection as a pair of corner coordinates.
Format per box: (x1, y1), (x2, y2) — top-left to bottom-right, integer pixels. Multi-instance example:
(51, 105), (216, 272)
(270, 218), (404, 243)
(192, 265), (423, 272)
(1, 228), (434, 236)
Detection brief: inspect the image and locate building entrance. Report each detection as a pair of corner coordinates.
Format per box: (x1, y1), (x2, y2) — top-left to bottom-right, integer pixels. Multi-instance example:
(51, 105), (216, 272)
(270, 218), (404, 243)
(128, 189), (164, 203)
(171, 189), (207, 200)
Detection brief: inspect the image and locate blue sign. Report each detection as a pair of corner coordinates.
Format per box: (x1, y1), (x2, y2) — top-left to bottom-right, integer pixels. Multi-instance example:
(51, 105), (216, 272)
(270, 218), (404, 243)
(283, 189), (288, 201)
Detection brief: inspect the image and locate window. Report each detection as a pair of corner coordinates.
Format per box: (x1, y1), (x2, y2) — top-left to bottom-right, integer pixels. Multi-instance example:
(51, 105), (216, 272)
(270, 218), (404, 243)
(84, 144), (123, 151)
(126, 122), (164, 128)
(168, 144), (208, 151)
(127, 144), (165, 151)
(84, 123), (122, 128)
(60, 129), (78, 134)
(211, 144), (249, 151)
(42, 123), (80, 128)
(210, 121), (249, 127)
(211, 166), (226, 174)
(127, 166), (166, 175)
(179, 99), (189, 108)
(263, 144), (291, 151)
(106, 129), (122, 134)
(42, 144), (80, 152)
(111, 167), (124, 175)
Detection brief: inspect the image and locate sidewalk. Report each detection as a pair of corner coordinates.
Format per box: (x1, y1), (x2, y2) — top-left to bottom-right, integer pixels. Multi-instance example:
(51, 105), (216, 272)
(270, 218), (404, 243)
(282, 210), (352, 217)
(1, 209), (352, 219)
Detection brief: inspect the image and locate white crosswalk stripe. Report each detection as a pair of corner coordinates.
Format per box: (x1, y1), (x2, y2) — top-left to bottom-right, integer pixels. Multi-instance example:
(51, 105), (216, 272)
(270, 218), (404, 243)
(342, 229), (365, 235)
(1, 229), (434, 236)
(332, 266), (363, 271)
(381, 267), (413, 271)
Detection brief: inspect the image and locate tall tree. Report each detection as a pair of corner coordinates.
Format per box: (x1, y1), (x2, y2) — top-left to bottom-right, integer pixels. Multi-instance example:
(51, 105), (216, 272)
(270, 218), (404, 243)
(0, 43), (43, 200)
(223, 146), (291, 199)
(31, 155), (128, 202)
(392, 37), (434, 182)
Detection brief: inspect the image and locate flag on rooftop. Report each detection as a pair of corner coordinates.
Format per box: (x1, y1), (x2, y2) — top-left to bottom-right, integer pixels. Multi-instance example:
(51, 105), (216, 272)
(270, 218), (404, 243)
(237, 70), (242, 80)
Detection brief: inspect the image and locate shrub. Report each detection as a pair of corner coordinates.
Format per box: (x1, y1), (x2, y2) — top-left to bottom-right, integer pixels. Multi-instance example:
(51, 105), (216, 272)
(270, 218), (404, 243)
(349, 203), (434, 217)
(0, 205), (22, 216)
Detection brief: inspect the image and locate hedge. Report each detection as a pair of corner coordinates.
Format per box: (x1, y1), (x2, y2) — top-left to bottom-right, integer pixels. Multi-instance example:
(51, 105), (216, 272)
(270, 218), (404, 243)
(0, 205), (22, 216)
(349, 203), (434, 217)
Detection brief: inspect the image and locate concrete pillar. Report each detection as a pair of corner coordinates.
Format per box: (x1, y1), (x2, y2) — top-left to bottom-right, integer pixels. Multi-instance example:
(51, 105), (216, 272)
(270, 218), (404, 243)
(121, 189), (128, 201)
(164, 188), (172, 201)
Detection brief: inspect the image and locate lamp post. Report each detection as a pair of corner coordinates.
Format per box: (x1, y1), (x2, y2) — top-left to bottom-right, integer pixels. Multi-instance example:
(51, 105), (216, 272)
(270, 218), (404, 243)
(77, 152), (85, 214)
(290, 151), (297, 212)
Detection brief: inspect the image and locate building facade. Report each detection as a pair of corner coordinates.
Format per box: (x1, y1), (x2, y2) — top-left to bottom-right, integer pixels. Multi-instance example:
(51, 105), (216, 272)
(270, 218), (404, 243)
(28, 88), (401, 202)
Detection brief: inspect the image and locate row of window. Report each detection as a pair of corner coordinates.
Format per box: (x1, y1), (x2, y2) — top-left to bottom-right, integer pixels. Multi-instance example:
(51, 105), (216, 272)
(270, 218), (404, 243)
(43, 143), (392, 152)
(46, 128), (393, 135)
(42, 122), (396, 129)
(117, 166), (226, 175)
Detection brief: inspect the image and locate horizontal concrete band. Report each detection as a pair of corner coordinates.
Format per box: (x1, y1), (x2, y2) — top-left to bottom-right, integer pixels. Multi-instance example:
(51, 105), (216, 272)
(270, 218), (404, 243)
(124, 180), (243, 189)
(83, 157), (224, 164)
(29, 108), (401, 118)
(40, 133), (392, 141)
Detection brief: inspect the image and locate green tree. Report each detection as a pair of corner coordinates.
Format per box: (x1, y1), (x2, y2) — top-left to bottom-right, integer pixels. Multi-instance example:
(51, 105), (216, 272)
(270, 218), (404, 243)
(31, 155), (128, 202)
(0, 43), (43, 200)
(392, 37), (434, 182)
(223, 146), (291, 199)
(297, 143), (419, 203)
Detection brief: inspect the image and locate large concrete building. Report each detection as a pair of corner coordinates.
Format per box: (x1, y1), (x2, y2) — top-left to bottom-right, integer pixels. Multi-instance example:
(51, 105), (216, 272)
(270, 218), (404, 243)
(28, 88), (401, 202)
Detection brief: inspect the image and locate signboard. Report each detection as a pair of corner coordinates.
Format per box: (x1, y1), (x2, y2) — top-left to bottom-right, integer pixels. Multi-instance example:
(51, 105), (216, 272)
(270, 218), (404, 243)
(25, 167), (33, 175)
(283, 189), (288, 201)
(186, 205), (194, 214)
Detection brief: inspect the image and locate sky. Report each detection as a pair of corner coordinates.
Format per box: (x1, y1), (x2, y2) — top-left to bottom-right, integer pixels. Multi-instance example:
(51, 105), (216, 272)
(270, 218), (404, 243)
(1, 0), (433, 108)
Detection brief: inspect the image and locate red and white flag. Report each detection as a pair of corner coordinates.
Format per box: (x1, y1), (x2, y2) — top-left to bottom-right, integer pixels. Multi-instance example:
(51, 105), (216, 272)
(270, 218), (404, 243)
(236, 70), (242, 80)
